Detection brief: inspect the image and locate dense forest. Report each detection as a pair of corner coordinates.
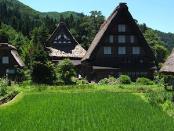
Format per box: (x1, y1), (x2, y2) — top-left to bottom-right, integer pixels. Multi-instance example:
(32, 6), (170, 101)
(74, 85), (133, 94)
(0, 0), (174, 67)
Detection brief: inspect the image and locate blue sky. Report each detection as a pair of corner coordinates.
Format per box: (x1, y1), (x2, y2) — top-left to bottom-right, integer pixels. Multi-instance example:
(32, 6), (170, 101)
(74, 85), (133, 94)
(18, 0), (174, 33)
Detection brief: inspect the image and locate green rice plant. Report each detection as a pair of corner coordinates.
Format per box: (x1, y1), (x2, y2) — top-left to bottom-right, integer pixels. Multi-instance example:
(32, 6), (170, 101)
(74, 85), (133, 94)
(1, 91), (174, 131)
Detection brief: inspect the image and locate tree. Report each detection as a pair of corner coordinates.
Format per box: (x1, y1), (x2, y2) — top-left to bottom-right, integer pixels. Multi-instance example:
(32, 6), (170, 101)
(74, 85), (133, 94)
(30, 25), (49, 64)
(31, 62), (56, 84)
(0, 30), (9, 42)
(56, 59), (76, 84)
(144, 29), (169, 65)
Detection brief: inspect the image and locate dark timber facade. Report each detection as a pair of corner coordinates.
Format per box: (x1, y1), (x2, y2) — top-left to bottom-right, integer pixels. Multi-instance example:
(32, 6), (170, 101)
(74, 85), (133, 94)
(82, 3), (156, 81)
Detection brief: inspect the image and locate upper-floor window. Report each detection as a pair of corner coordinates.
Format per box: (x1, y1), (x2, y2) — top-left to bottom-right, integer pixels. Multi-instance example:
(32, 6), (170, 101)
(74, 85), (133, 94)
(104, 47), (112, 55)
(118, 47), (126, 55)
(2, 56), (9, 64)
(118, 35), (126, 43)
(109, 35), (114, 43)
(118, 24), (126, 32)
(130, 35), (135, 43)
(132, 47), (140, 54)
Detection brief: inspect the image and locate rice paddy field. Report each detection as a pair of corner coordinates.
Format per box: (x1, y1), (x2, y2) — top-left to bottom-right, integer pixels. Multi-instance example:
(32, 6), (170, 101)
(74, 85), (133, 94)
(0, 88), (174, 131)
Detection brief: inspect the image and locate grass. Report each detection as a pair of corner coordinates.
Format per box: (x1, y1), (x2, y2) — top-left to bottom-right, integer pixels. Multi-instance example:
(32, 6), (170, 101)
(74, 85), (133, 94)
(0, 88), (174, 131)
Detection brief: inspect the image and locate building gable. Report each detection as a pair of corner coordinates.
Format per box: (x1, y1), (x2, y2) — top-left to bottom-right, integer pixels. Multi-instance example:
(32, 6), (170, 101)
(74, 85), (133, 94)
(47, 22), (78, 48)
(82, 3), (155, 62)
(46, 22), (86, 60)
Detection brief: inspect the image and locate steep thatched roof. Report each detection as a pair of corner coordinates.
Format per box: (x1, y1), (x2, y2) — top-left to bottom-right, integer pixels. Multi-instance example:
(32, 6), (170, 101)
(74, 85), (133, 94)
(0, 43), (16, 50)
(160, 49), (174, 74)
(82, 3), (154, 61)
(0, 43), (25, 67)
(47, 44), (86, 59)
(46, 22), (86, 59)
(11, 50), (25, 67)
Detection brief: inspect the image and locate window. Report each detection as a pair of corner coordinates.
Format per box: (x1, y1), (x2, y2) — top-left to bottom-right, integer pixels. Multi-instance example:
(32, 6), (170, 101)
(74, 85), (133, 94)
(118, 47), (126, 55)
(109, 35), (114, 43)
(118, 24), (126, 32)
(2, 57), (9, 64)
(6, 69), (15, 74)
(118, 35), (126, 43)
(104, 47), (112, 54)
(130, 35), (135, 43)
(132, 47), (140, 54)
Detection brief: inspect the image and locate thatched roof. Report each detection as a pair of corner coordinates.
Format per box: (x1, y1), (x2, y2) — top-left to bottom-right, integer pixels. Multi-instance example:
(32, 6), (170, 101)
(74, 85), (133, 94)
(46, 22), (86, 58)
(11, 50), (25, 67)
(0, 43), (16, 50)
(0, 43), (25, 67)
(47, 44), (86, 58)
(82, 3), (154, 61)
(160, 49), (174, 74)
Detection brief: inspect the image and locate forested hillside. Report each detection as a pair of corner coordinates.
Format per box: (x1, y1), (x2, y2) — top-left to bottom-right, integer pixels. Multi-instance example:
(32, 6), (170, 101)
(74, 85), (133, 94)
(0, 0), (174, 66)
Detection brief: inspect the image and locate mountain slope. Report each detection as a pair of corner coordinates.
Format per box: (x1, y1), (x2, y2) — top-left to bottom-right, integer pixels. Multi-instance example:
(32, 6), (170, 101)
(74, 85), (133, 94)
(0, 0), (174, 51)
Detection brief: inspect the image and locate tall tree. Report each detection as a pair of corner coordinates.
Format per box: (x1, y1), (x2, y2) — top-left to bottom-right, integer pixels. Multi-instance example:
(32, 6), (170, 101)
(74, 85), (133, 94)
(144, 29), (168, 65)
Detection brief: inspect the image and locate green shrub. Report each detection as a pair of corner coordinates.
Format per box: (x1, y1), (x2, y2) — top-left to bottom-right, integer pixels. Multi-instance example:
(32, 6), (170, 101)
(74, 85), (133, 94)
(55, 59), (76, 85)
(136, 77), (154, 85)
(98, 76), (118, 85)
(146, 92), (172, 106)
(163, 75), (174, 86)
(0, 79), (8, 96)
(31, 61), (56, 85)
(73, 77), (89, 85)
(118, 75), (131, 84)
(162, 100), (174, 112)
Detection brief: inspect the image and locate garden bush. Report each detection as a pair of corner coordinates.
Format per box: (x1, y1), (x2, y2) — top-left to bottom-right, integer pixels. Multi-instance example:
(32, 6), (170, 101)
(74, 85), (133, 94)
(146, 92), (172, 106)
(98, 76), (118, 85)
(0, 79), (8, 96)
(118, 75), (131, 84)
(55, 59), (76, 85)
(31, 61), (56, 85)
(136, 77), (154, 85)
(73, 77), (89, 85)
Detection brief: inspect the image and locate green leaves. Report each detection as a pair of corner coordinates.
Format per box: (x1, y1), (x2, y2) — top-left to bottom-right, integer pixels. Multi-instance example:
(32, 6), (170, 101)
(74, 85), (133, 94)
(56, 59), (76, 85)
(144, 29), (169, 64)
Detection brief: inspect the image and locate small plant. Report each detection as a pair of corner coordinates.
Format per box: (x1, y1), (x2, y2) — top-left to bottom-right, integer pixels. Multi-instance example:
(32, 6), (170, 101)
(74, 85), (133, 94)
(55, 59), (76, 85)
(31, 61), (56, 85)
(73, 77), (89, 85)
(146, 92), (172, 106)
(98, 76), (118, 85)
(136, 77), (154, 85)
(118, 75), (131, 84)
(0, 79), (8, 96)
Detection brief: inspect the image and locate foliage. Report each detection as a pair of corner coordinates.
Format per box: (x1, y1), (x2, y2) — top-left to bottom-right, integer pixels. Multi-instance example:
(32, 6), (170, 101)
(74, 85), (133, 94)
(31, 62), (56, 85)
(163, 75), (174, 86)
(118, 75), (131, 84)
(0, 23), (31, 62)
(161, 100), (174, 117)
(29, 25), (49, 65)
(1, 92), (174, 130)
(55, 59), (76, 85)
(98, 76), (118, 85)
(155, 30), (174, 52)
(144, 29), (169, 64)
(136, 77), (154, 85)
(146, 92), (172, 106)
(146, 92), (174, 117)
(0, 79), (8, 96)
(73, 77), (89, 85)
